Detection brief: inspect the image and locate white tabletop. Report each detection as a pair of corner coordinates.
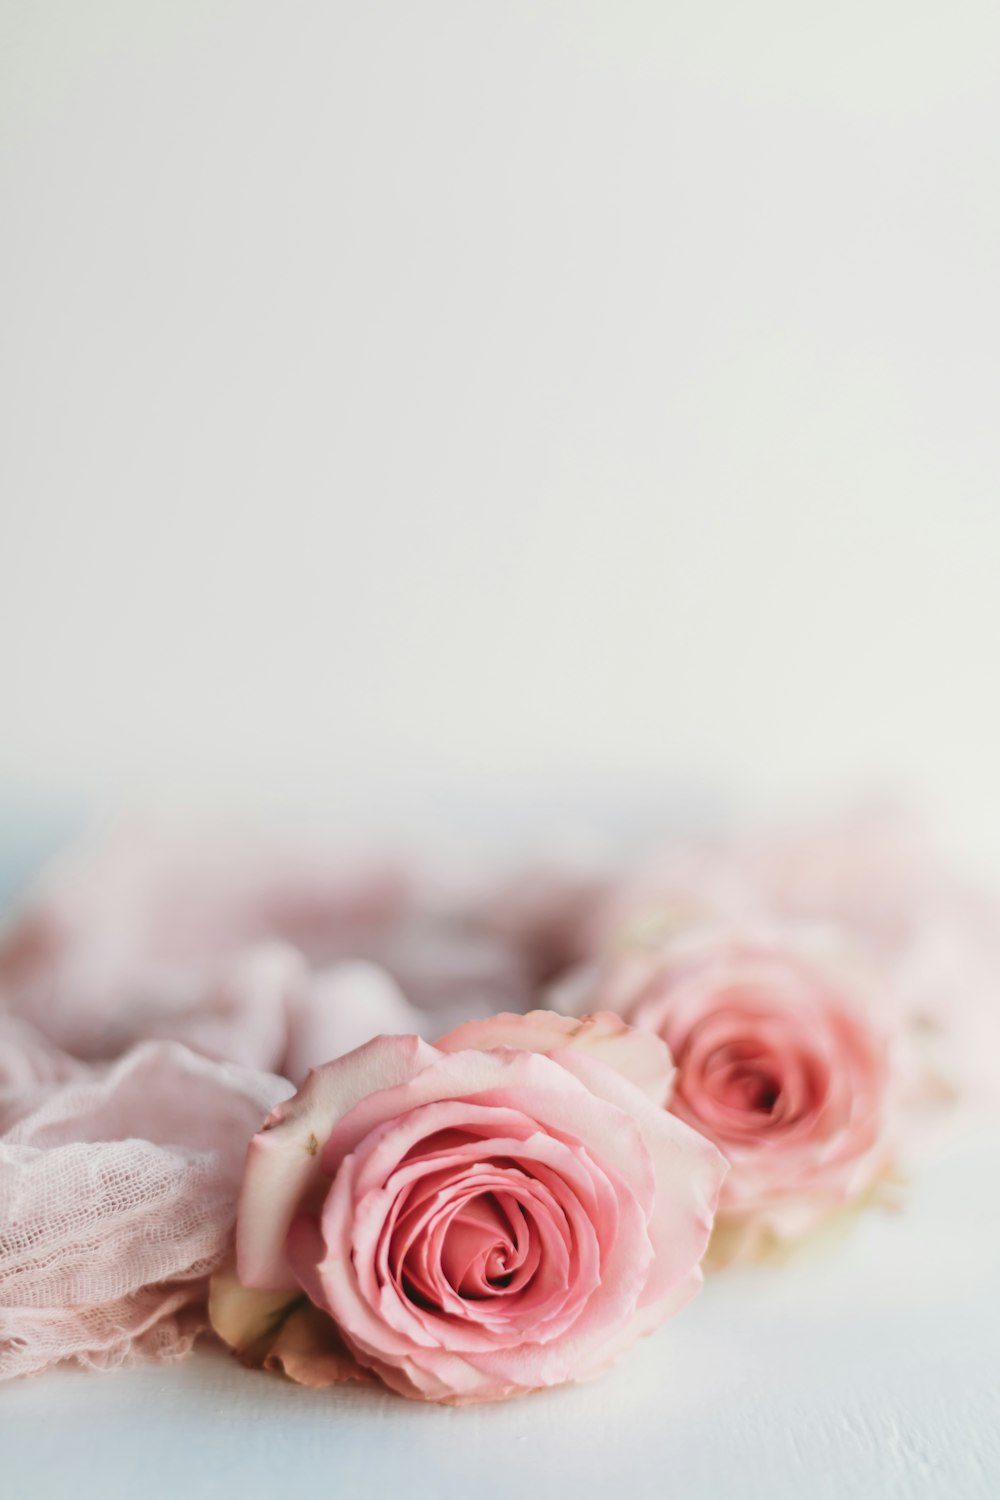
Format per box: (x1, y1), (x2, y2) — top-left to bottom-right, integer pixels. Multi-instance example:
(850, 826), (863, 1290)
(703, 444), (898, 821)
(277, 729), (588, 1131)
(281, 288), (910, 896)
(4, 1130), (998, 1500)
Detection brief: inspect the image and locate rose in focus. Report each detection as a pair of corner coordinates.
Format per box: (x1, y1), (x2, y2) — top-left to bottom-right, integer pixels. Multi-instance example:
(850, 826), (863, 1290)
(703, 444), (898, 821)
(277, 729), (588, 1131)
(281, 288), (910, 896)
(559, 930), (895, 1264)
(209, 1011), (726, 1403)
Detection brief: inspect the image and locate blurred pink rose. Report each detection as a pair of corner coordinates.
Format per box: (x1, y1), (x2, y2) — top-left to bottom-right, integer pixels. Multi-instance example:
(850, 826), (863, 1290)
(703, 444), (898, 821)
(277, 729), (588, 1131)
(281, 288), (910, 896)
(582, 807), (1000, 1136)
(560, 930), (895, 1264)
(209, 1012), (726, 1403)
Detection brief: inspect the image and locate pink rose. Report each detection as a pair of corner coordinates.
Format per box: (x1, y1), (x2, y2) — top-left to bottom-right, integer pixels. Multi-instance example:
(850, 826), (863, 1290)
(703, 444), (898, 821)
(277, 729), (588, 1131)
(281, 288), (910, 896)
(561, 930), (894, 1264)
(581, 807), (1000, 1134)
(209, 1012), (726, 1403)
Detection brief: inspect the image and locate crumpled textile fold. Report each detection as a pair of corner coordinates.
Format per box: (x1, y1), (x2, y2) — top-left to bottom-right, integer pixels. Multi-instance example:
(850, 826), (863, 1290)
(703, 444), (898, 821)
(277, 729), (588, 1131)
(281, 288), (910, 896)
(0, 1027), (290, 1380)
(0, 818), (538, 1077)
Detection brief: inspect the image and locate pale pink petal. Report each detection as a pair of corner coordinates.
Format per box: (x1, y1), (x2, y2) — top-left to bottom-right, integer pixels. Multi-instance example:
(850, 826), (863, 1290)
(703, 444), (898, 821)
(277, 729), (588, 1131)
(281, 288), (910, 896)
(550, 1046), (726, 1322)
(236, 1033), (440, 1290)
(435, 1009), (674, 1106)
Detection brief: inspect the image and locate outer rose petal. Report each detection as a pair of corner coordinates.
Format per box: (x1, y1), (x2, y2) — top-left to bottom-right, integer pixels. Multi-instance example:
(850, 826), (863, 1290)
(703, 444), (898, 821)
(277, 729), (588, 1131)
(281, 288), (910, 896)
(549, 1046), (726, 1340)
(208, 1263), (368, 1385)
(261, 1305), (371, 1387)
(434, 1009), (675, 1107)
(237, 1033), (441, 1290)
(208, 1262), (299, 1357)
(318, 1046), (657, 1195)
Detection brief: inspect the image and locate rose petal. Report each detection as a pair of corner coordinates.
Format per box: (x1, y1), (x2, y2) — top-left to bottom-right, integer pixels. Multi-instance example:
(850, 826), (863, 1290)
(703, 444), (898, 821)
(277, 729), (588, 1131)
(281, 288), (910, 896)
(237, 1033), (441, 1290)
(208, 1262), (367, 1385)
(549, 1046), (727, 1335)
(435, 1009), (674, 1106)
(261, 1303), (371, 1387)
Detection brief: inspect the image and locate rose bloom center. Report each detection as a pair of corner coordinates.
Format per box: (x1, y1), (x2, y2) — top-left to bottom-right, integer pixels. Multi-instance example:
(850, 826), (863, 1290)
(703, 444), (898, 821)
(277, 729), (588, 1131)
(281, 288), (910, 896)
(387, 1162), (550, 1312)
(670, 999), (830, 1142)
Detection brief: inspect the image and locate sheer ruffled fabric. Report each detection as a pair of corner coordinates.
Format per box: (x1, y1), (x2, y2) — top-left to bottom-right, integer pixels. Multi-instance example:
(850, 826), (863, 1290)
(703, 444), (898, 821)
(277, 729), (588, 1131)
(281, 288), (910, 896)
(1, 1025), (290, 1380)
(0, 822), (555, 1381)
(0, 819), (513, 1070)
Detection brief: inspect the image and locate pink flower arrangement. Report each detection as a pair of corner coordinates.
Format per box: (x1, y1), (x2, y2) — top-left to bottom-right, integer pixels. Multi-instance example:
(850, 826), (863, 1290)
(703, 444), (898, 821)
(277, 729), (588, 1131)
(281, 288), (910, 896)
(0, 806), (995, 1400)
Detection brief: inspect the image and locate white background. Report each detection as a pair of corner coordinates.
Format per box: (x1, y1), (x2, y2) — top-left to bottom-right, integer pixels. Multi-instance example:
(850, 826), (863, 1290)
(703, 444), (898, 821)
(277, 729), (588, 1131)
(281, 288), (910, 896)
(2, 1), (1000, 863)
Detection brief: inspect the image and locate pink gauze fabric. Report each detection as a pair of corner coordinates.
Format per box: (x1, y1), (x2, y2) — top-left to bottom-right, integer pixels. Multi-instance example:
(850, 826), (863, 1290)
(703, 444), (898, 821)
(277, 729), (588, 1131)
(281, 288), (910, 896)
(0, 821), (553, 1381)
(0, 818), (535, 1078)
(0, 1021), (290, 1381)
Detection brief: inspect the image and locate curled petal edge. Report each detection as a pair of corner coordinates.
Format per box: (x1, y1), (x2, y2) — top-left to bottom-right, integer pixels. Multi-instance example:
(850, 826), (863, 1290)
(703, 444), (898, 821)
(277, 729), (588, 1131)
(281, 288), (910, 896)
(435, 1008), (675, 1107)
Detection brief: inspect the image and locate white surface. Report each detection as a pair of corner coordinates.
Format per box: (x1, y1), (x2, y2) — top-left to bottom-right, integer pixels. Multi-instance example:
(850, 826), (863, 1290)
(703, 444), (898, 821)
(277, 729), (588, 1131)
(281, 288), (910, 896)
(4, 1133), (999, 1500)
(3, 1), (1000, 867)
